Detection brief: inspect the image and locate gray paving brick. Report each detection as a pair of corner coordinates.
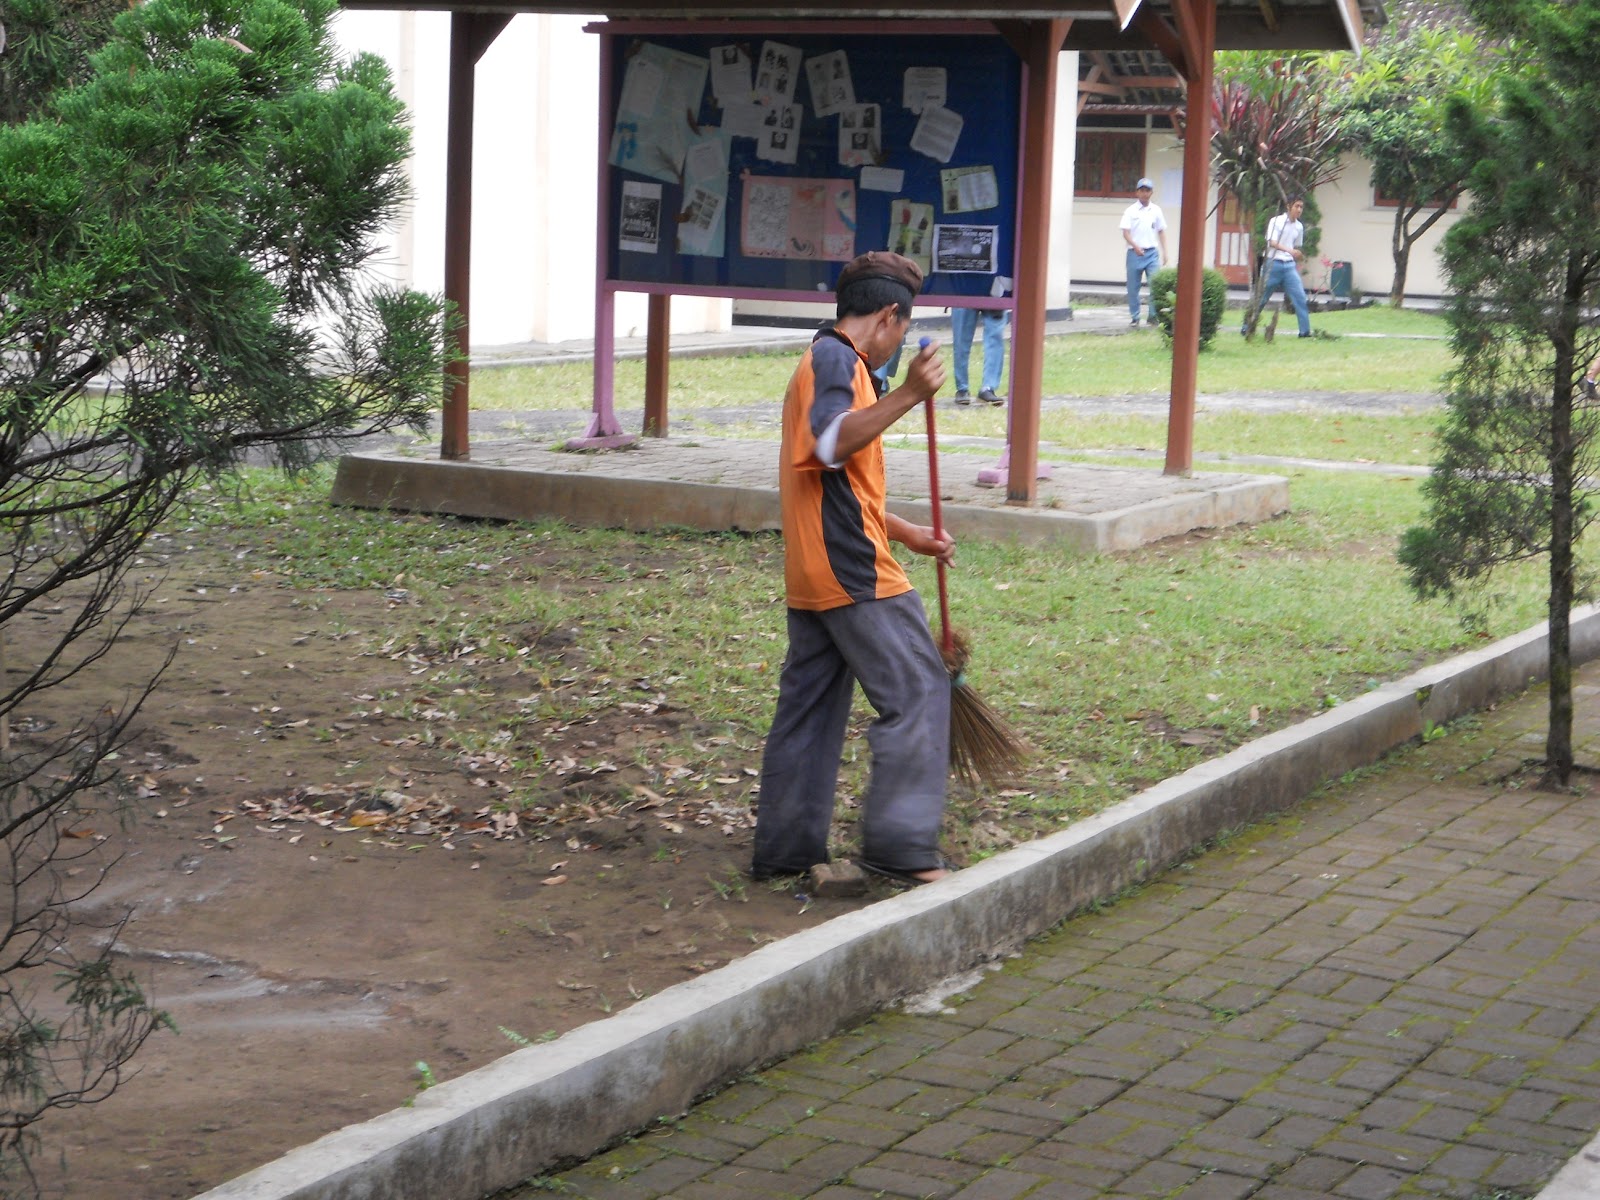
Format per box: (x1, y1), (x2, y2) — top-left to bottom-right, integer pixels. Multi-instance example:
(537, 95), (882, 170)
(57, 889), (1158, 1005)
(1111, 1158), (1199, 1196)
(785, 1139), (880, 1183)
(943, 1168), (1049, 1200)
(1166, 1172), (1258, 1200)
(731, 1132), (832, 1172)
(849, 1149), (986, 1197)
(515, 662), (1600, 1200)
(1332, 1164), (1407, 1200)
(1275, 1152), (1358, 1191)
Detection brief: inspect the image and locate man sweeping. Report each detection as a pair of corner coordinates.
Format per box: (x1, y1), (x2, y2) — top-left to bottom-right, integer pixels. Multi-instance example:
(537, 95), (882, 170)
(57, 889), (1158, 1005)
(750, 251), (954, 886)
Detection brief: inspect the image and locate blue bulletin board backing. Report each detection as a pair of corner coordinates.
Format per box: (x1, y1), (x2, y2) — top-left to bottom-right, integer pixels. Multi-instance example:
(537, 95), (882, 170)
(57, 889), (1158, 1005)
(600, 26), (1023, 300)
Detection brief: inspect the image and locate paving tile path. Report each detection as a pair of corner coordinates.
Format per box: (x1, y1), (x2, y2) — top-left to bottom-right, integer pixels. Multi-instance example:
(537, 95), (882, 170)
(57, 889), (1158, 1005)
(511, 665), (1600, 1200)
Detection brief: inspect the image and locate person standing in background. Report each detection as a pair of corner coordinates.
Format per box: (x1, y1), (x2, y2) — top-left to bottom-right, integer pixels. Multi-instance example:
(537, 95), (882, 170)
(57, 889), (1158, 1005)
(949, 307), (1007, 406)
(1120, 177), (1168, 328)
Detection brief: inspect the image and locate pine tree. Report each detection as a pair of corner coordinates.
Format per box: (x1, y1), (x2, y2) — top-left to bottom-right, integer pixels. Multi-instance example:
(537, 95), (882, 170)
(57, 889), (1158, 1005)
(0, 0), (450, 1186)
(1399, 0), (1600, 785)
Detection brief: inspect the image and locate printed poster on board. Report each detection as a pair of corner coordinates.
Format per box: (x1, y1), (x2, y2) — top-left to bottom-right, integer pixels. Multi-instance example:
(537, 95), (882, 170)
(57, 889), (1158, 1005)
(933, 223), (997, 274)
(741, 175), (858, 261)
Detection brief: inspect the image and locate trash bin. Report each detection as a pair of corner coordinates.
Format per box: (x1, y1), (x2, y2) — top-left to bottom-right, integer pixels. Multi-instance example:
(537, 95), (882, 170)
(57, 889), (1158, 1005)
(1330, 261), (1353, 299)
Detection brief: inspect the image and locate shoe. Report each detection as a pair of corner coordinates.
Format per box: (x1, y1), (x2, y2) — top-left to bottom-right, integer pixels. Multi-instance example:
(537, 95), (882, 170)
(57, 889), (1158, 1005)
(1298, 332), (1313, 339)
(1130, 318), (1140, 328)
(953, 390), (971, 405)
(1240, 326), (1249, 337)
(978, 389), (1004, 406)
(856, 854), (954, 888)
(1583, 378), (1598, 401)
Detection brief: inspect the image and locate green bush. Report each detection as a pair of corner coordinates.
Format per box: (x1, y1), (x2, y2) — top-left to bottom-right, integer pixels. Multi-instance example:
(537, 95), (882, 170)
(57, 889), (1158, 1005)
(1150, 266), (1231, 349)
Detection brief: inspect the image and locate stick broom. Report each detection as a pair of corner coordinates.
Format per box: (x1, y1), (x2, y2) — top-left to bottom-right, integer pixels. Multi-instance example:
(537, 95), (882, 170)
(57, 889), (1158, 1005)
(919, 339), (1028, 787)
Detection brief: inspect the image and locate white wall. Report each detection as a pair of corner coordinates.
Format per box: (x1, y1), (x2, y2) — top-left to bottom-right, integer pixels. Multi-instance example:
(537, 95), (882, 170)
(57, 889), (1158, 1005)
(1315, 150), (1461, 301)
(332, 11), (729, 348)
(1067, 124), (1196, 287)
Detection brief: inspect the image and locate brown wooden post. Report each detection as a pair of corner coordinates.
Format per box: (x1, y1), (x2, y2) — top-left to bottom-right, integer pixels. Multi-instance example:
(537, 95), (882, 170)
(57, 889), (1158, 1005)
(643, 293), (671, 437)
(440, 13), (512, 462)
(1165, 0), (1216, 476)
(997, 18), (1072, 505)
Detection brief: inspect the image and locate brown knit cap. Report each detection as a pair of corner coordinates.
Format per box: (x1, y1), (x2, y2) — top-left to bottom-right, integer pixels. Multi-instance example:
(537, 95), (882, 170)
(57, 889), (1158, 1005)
(835, 251), (924, 298)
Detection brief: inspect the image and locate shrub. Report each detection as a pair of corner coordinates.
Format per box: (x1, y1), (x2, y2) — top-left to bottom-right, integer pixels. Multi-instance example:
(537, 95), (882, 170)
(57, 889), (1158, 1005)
(1150, 266), (1231, 349)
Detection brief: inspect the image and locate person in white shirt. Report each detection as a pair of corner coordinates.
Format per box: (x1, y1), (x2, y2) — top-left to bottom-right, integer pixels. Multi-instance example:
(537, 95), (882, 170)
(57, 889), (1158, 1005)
(1119, 177), (1168, 328)
(1243, 197), (1312, 338)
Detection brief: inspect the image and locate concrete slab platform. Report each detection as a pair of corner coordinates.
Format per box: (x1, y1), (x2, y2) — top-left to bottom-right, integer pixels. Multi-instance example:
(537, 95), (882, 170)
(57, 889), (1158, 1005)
(329, 437), (1289, 553)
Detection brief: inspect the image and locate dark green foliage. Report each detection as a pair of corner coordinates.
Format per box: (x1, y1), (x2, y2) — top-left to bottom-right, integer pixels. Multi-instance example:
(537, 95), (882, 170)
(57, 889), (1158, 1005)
(0, 0), (124, 123)
(1149, 266), (1230, 349)
(0, 0), (451, 1187)
(1399, 0), (1600, 784)
(1320, 20), (1499, 305)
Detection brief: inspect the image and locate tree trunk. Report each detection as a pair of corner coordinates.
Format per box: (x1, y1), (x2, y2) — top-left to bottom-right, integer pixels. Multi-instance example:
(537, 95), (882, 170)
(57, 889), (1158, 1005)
(1545, 275), (1580, 784)
(1390, 203), (1410, 308)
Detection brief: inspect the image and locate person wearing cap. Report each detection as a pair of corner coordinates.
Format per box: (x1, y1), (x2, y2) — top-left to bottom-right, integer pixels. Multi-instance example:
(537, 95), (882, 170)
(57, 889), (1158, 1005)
(751, 250), (955, 887)
(1120, 177), (1169, 328)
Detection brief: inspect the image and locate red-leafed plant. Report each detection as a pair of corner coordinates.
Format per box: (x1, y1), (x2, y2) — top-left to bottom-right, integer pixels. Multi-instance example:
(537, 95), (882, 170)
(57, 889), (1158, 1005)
(1208, 55), (1346, 333)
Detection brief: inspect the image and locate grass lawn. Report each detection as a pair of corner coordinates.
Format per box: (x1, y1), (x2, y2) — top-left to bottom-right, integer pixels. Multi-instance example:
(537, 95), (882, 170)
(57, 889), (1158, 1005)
(174, 308), (1576, 857)
(466, 305), (1455, 419)
(197, 445), (1556, 858)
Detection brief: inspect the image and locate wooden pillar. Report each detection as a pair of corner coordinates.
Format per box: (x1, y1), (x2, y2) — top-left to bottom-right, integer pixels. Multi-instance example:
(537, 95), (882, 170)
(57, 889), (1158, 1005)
(643, 293), (671, 437)
(1164, 0), (1216, 476)
(440, 12), (512, 462)
(997, 19), (1072, 505)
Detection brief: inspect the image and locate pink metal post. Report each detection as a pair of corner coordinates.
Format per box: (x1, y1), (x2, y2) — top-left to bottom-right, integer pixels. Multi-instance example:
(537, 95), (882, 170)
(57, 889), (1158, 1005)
(568, 30), (636, 451)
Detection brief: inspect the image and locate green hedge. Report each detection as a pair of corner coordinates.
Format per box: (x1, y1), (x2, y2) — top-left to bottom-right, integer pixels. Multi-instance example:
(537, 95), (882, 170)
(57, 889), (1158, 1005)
(1150, 266), (1230, 350)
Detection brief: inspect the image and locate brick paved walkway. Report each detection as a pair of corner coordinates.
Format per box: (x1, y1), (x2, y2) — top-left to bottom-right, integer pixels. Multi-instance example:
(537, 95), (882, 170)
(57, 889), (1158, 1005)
(512, 665), (1600, 1200)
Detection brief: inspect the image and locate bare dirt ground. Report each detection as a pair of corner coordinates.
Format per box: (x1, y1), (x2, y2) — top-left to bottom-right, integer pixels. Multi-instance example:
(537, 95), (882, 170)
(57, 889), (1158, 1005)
(18, 528), (889, 1200)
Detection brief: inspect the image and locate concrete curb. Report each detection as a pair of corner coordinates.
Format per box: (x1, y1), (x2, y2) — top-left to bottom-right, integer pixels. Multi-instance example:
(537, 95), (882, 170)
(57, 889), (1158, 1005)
(196, 607), (1600, 1200)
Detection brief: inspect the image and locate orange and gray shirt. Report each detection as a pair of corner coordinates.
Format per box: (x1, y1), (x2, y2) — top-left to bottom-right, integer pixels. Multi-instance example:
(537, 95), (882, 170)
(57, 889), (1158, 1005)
(779, 328), (911, 611)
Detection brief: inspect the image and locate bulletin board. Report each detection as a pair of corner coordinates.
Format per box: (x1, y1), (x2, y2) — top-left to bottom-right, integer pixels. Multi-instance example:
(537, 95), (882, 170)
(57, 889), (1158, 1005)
(600, 26), (1024, 300)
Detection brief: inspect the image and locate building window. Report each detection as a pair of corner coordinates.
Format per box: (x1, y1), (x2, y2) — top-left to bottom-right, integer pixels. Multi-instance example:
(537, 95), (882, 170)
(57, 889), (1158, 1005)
(1373, 181), (1458, 210)
(1075, 131), (1145, 197)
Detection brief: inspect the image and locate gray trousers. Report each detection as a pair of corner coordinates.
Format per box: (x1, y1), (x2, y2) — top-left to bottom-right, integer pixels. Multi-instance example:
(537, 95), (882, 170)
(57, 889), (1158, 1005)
(752, 590), (950, 875)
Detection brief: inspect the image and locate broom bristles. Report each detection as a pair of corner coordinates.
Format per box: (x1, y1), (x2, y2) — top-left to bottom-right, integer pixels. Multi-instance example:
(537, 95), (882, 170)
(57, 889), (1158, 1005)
(939, 628), (1029, 786)
(950, 681), (1029, 786)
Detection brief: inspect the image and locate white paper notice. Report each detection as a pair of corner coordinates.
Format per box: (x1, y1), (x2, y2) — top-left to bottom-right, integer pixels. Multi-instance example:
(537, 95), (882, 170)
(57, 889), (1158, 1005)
(757, 103), (802, 165)
(941, 165), (1000, 213)
(860, 165), (904, 193)
(910, 103), (963, 163)
(903, 66), (946, 114)
(685, 137), (726, 181)
(679, 184), (725, 255)
(619, 59), (664, 115)
(710, 44), (752, 105)
(754, 40), (801, 107)
(721, 100), (767, 140)
(805, 50), (855, 118)
(838, 103), (880, 168)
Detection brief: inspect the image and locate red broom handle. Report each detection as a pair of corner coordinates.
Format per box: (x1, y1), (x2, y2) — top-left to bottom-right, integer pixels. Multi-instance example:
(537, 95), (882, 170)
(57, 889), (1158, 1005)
(925, 397), (954, 652)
